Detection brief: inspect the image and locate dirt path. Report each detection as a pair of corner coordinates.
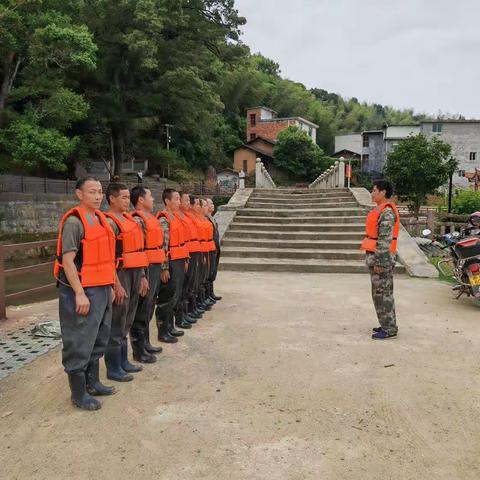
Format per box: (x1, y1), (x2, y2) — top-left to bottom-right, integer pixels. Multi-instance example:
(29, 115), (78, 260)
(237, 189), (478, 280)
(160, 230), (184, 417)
(1, 272), (480, 480)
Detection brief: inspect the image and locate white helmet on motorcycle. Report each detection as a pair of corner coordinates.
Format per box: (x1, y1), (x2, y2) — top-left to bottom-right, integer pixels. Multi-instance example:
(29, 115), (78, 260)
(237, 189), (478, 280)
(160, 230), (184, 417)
(469, 211), (480, 227)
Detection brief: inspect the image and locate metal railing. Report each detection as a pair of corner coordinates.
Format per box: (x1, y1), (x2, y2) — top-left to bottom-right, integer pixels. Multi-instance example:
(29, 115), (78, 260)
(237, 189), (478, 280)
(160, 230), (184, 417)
(0, 239), (57, 320)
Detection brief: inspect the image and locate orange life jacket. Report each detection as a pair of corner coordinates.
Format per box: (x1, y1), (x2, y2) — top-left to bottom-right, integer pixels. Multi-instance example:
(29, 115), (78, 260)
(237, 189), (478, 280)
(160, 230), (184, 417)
(205, 217), (216, 252)
(132, 210), (166, 264)
(156, 210), (189, 260)
(54, 207), (116, 287)
(104, 212), (149, 269)
(360, 202), (400, 253)
(179, 210), (201, 253)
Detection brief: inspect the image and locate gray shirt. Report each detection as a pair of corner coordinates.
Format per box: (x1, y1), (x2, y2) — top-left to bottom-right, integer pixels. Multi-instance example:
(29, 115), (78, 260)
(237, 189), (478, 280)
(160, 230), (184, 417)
(61, 216), (85, 255)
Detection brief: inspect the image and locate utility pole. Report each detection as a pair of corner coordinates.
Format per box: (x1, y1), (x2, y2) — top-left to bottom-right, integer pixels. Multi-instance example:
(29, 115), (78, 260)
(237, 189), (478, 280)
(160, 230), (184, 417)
(164, 124), (174, 178)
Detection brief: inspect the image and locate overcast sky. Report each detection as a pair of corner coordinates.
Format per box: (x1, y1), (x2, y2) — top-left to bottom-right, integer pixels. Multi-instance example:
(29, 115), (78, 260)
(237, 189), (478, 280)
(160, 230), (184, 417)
(235, 0), (480, 118)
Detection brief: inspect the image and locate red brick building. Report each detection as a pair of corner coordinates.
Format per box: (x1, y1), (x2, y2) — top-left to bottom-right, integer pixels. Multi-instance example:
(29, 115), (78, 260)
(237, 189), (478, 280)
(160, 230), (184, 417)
(233, 106), (319, 175)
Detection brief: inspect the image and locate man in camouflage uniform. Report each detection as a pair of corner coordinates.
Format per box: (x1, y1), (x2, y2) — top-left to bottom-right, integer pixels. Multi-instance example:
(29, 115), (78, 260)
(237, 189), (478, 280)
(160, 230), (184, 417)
(362, 180), (399, 340)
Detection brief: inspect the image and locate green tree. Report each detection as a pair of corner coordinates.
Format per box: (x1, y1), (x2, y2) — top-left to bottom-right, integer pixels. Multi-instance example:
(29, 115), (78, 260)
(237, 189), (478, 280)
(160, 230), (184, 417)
(384, 134), (457, 217)
(273, 126), (331, 179)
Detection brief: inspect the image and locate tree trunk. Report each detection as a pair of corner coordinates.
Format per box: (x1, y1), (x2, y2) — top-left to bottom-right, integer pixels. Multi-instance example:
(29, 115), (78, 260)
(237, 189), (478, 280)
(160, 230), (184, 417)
(0, 52), (16, 112)
(112, 126), (125, 178)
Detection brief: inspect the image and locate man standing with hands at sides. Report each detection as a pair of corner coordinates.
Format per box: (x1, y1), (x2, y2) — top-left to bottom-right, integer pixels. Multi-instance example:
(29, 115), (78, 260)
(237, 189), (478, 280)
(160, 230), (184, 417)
(206, 198), (222, 303)
(54, 177), (116, 411)
(104, 183), (149, 381)
(176, 192), (201, 326)
(156, 189), (190, 343)
(129, 186), (166, 363)
(360, 180), (400, 340)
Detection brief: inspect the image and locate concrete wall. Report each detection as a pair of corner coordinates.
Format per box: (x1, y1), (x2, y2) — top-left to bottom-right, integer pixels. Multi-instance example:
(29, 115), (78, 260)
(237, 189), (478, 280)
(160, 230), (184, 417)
(421, 122), (480, 187)
(335, 134), (362, 155)
(233, 148), (257, 175)
(0, 196), (78, 233)
(363, 132), (385, 175)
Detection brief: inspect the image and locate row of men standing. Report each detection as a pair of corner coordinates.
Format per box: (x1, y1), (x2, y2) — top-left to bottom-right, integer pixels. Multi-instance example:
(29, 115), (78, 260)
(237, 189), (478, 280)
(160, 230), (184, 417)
(54, 177), (222, 411)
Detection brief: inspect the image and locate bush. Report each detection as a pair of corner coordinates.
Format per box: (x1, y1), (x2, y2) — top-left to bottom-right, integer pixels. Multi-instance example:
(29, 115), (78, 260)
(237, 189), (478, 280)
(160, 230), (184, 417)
(451, 190), (480, 215)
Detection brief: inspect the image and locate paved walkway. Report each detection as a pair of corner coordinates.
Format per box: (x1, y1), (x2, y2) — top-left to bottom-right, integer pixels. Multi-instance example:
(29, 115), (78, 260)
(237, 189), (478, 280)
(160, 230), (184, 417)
(1, 272), (480, 479)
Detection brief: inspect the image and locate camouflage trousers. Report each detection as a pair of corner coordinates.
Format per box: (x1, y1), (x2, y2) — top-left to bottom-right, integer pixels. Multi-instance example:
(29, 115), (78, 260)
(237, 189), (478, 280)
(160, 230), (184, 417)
(368, 264), (398, 335)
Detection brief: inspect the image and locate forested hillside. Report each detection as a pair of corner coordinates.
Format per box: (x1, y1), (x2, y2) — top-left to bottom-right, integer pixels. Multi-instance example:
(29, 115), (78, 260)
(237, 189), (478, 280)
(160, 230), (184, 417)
(0, 0), (427, 180)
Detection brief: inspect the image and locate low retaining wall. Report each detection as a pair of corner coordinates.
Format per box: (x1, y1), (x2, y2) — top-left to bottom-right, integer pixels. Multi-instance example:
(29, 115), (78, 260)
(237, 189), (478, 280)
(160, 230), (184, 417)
(215, 188), (253, 241)
(350, 188), (438, 278)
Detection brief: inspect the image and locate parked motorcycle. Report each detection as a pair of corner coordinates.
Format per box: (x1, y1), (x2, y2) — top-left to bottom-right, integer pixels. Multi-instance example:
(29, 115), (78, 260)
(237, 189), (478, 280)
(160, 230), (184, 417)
(424, 211), (480, 306)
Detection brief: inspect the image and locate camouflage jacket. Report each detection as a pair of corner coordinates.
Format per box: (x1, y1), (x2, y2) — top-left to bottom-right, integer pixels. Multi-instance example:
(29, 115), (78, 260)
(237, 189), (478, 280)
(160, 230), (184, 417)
(366, 206), (397, 268)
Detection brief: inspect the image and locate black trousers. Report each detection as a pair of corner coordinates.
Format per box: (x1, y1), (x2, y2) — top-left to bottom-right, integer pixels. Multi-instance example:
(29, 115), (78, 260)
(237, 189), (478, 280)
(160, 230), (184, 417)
(131, 263), (161, 339)
(182, 252), (199, 304)
(59, 284), (112, 374)
(109, 268), (143, 348)
(156, 258), (186, 328)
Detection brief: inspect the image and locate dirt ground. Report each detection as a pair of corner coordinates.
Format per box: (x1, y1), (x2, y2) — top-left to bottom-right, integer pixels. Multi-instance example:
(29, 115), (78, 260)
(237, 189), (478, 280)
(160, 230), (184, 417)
(1, 271), (480, 480)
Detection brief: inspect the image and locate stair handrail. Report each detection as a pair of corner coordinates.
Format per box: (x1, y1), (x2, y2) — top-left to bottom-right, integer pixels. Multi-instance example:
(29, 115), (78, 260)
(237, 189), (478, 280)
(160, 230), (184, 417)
(309, 158), (345, 189)
(255, 158), (276, 189)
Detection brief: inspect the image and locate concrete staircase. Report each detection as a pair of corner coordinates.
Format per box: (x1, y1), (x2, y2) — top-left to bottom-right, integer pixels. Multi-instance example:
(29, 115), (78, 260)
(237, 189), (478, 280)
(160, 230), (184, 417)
(219, 188), (404, 274)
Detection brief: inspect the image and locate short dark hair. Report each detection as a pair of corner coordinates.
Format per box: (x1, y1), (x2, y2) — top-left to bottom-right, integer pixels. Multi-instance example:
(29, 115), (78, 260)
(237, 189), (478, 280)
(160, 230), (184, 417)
(373, 180), (393, 198)
(179, 191), (189, 198)
(162, 188), (177, 203)
(130, 185), (149, 207)
(75, 176), (100, 190)
(106, 182), (128, 204)
(189, 195), (196, 206)
(199, 198), (206, 207)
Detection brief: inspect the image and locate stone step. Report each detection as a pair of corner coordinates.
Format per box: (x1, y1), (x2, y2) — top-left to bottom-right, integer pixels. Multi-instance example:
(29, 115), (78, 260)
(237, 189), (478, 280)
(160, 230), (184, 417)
(221, 246), (365, 261)
(254, 188), (350, 195)
(248, 195), (354, 204)
(234, 215), (366, 225)
(225, 230), (364, 241)
(228, 222), (365, 232)
(250, 192), (351, 199)
(219, 257), (406, 274)
(246, 201), (359, 209)
(222, 238), (362, 250)
(238, 208), (365, 218)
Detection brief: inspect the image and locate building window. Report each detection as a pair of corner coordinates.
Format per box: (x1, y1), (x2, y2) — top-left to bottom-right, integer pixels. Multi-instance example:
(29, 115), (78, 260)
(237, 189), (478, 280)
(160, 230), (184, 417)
(363, 135), (369, 147)
(458, 170), (466, 177)
(242, 160), (248, 172)
(250, 114), (256, 127)
(470, 152), (477, 162)
(432, 123), (443, 133)
(250, 133), (257, 142)
(308, 127), (313, 137)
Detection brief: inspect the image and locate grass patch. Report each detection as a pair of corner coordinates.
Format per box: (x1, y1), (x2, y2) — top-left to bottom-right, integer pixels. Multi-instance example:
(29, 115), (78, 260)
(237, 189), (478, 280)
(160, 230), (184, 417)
(430, 256), (456, 284)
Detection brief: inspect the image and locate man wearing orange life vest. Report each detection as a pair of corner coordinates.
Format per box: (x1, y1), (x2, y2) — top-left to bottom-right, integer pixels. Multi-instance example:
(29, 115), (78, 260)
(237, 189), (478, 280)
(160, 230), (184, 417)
(196, 198), (217, 310)
(155, 189), (191, 342)
(104, 183), (150, 381)
(54, 177), (116, 411)
(205, 198), (222, 303)
(178, 192), (202, 324)
(360, 180), (400, 340)
(129, 186), (166, 363)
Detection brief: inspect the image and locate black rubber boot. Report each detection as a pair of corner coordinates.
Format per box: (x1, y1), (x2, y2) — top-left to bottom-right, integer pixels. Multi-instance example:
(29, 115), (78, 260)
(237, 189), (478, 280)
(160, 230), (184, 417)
(131, 334), (157, 364)
(68, 372), (102, 410)
(157, 308), (179, 342)
(86, 360), (116, 396)
(105, 346), (134, 382)
(144, 324), (162, 354)
(121, 339), (143, 373)
(183, 300), (197, 324)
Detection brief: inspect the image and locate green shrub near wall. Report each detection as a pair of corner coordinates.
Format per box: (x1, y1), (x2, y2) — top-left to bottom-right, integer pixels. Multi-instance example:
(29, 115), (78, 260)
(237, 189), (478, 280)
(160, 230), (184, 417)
(452, 190), (480, 215)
